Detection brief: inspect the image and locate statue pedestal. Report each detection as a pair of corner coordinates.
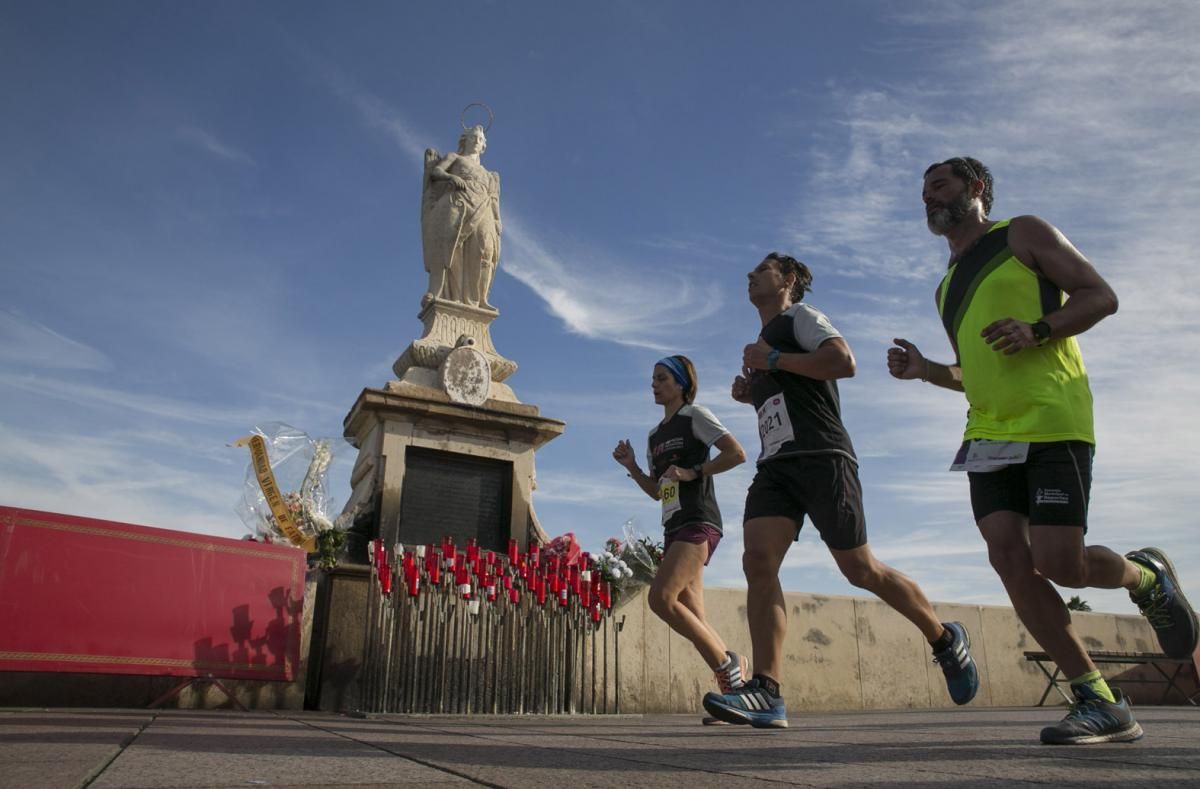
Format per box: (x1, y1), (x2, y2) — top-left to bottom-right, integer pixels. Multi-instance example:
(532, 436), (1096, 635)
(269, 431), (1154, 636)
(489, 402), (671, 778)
(390, 299), (518, 400)
(341, 387), (564, 554)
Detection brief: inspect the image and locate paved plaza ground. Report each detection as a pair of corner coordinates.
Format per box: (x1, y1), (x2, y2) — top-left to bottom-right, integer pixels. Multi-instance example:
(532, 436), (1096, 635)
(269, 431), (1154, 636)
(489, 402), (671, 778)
(1, 706), (1197, 788)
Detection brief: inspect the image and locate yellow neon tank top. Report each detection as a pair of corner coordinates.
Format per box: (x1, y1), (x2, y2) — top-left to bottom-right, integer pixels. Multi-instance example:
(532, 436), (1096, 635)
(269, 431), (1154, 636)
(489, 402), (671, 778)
(936, 219), (1094, 443)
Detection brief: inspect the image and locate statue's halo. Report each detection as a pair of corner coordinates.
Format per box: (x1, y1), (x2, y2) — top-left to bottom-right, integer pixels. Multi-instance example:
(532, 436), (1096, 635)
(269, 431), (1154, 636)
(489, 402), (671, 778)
(460, 102), (494, 133)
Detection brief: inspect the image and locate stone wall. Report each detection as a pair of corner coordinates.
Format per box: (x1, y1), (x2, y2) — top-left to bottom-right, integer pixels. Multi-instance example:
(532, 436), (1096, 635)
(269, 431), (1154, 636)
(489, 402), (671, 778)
(613, 586), (1192, 713)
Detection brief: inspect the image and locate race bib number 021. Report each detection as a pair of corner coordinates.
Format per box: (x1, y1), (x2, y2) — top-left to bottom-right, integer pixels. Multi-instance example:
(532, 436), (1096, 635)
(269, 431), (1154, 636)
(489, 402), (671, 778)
(757, 397), (795, 460)
(660, 479), (681, 524)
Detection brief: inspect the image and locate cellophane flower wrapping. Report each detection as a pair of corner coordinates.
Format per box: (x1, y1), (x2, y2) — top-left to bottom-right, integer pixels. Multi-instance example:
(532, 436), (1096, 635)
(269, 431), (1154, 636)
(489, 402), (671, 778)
(235, 422), (351, 569)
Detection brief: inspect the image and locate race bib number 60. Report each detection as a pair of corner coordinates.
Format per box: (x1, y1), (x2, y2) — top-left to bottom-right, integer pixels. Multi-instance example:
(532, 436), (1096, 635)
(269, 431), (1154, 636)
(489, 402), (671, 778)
(757, 397), (795, 460)
(660, 479), (681, 524)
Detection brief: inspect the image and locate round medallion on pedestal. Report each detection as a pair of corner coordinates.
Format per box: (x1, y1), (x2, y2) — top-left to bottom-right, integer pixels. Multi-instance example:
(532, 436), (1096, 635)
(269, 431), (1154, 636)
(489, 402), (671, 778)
(440, 346), (492, 406)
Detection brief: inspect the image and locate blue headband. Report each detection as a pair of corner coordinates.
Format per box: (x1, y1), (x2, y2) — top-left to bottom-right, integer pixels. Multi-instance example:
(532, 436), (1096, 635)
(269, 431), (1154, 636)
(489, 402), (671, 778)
(656, 356), (690, 392)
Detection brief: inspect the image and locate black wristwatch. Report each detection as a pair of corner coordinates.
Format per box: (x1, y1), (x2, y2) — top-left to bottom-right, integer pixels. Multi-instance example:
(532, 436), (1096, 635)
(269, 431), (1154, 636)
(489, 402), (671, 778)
(1031, 320), (1052, 345)
(692, 463), (705, 477)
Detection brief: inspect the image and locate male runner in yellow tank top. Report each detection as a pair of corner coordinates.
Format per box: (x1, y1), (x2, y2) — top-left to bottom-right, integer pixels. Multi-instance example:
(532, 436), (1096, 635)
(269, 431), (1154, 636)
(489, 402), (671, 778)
(888, 157), (1197, 745)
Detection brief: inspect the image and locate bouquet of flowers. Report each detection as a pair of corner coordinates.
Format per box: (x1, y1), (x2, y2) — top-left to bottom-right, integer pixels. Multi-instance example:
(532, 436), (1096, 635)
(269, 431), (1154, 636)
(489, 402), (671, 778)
(234, 423), (351, 570)
(590, 519), (664, 606)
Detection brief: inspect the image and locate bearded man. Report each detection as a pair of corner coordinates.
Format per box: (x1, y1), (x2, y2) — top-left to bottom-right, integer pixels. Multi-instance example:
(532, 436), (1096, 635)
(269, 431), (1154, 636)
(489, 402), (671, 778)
(888, 156), (1197, 745)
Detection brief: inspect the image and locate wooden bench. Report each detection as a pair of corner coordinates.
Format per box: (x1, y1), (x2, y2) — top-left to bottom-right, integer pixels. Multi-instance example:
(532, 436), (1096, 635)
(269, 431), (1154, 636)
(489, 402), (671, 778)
(1024, 650), (1198, 707)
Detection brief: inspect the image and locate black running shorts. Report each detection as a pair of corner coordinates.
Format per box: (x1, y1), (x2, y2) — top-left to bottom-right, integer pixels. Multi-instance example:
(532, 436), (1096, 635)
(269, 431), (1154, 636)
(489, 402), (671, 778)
(967, 440), (1093, 529)
(743, 454), (867, 551)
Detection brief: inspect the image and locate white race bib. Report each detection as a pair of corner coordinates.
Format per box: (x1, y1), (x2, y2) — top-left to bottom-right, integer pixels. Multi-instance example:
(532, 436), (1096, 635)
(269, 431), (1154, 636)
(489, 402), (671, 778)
(949, 440), (1030, 472)
(660, 479), (681, 524)
(757, 396), (795, 460)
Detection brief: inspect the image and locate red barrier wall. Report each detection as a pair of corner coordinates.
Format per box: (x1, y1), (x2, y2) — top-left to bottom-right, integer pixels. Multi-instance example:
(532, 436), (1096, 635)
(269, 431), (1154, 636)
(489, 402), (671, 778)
(0, 506), (304, 681)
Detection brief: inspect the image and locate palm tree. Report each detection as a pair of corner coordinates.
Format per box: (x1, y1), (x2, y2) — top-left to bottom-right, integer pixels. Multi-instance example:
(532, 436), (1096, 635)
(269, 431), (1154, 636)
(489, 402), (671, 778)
(1066, 595), (1092, 612)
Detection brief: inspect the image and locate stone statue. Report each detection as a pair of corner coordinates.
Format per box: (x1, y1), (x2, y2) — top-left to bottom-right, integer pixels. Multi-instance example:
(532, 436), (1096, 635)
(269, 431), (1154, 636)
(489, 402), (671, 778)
(421, 124), (502, 310)
(392, 108), (518, 398)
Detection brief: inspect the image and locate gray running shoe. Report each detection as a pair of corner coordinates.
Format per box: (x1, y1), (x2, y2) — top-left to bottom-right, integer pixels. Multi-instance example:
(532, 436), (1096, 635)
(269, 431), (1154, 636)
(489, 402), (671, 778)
(1126, 547), (1199, 659)
(714, 650), (749, 693)
(1040, 684), (1143, 745)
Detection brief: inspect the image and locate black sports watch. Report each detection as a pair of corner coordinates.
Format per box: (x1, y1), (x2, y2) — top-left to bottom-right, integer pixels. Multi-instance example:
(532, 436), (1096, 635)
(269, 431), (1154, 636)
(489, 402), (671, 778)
(692, 463), (705, 477)
(1031, 320), (1052, 345)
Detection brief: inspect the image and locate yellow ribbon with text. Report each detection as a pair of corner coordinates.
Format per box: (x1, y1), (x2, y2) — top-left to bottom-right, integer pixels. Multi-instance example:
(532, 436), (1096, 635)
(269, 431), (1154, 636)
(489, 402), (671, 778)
(233, 434), (316, 552)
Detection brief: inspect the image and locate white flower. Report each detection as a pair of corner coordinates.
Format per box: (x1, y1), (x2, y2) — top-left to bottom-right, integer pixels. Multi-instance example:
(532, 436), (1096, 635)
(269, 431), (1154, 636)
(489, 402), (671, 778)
(624, 567), (634, 578)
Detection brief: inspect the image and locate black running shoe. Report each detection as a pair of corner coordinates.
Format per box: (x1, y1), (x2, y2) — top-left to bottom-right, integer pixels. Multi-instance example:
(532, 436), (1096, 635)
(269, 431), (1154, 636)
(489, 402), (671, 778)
(1040, 684), (1143, 745)
(1127, 547), (1199, 659)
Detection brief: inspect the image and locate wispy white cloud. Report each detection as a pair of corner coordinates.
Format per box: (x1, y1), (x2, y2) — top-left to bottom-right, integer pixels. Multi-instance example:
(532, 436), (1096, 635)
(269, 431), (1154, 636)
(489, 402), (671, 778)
(0, 310), (113, 371)
(177, 126), (255, 165)
(534, 389), (653, 429)
(503, 218), (725, 350)
(638, 233), (761, 262)
(0, 423), (244, 538)
(532, 469), (649, 508)
(0, 371), (260, 426)
(328, 84), (427, 161)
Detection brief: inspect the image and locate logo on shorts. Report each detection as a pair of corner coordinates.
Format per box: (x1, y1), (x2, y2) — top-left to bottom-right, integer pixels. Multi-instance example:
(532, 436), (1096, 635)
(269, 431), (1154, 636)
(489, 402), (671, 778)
(1035, 488), (1070, 505)
(772, 398), (781, 405)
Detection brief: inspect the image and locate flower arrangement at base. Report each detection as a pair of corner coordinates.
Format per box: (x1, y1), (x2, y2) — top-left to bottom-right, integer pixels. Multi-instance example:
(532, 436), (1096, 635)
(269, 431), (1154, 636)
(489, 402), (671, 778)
(262, 489), (348, 570)
(235, 423), (352, 570)
(588, 520), (664, 606)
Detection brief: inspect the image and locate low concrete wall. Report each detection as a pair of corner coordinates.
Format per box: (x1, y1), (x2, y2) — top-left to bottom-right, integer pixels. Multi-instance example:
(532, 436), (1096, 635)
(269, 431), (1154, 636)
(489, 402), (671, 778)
(614, 587), (1193, 713)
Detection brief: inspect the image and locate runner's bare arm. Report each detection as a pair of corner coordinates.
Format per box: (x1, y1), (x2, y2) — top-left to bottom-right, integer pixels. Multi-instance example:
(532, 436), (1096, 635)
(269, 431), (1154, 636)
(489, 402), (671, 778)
(611, 439), (661, 500)
(1007, 214), (1118, 340)
(885, 287), (965, 392)
(701, 433), (746, 477)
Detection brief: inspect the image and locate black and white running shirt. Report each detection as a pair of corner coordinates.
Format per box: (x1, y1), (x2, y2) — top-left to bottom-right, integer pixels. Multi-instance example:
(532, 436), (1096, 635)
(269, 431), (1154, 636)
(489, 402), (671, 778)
(749, 303), (857, 465)
(646, 403), (729, 534)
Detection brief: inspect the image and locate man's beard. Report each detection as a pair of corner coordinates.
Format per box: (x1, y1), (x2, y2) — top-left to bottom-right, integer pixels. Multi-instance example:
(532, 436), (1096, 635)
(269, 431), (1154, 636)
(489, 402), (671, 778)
(926, 189), (972, 235)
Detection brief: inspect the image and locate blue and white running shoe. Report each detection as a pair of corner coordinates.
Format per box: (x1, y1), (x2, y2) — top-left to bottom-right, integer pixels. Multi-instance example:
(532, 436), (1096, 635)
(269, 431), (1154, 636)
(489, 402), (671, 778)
(932, 621), (979, 705)
(702, 678), (787, 729)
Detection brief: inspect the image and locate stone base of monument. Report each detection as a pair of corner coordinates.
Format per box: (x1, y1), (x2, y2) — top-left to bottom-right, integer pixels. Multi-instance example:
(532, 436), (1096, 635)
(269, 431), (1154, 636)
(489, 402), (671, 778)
(309, 382), (564, 711)
(340, 387), (564, 556)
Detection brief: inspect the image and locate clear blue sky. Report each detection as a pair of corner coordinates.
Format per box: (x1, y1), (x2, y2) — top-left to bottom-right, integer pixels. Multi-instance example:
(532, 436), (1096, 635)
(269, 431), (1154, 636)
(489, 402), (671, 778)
(3, 1), (1197, 613)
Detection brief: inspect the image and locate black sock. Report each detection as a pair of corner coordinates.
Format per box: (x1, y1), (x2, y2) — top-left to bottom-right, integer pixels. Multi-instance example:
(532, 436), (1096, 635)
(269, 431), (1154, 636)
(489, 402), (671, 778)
(752, 673), (781, 697)
(931, 626), (954, 653)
